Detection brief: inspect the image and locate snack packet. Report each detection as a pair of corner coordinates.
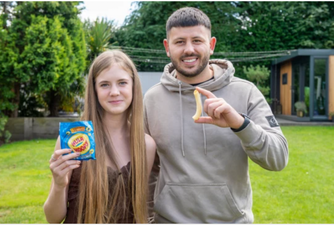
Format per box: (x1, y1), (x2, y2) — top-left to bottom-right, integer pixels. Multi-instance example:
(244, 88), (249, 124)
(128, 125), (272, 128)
(59, 121), (96, 160)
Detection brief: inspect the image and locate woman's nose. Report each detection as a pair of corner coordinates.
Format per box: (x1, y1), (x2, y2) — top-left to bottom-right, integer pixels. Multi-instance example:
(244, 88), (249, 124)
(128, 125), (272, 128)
(109, 85), (120, 96)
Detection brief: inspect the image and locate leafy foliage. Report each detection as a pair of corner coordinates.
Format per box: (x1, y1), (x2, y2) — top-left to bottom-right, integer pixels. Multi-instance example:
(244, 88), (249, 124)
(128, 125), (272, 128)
(294, 101), (308, 113)
(0, 2), (86, 117)
(116, 1), (334, 78)
(238, 2), (334, 50)
(0, 116), (11, 145)
(2, 1), (334, 117)
(243, 65), (271, 103)
(84, 17), (118, 72)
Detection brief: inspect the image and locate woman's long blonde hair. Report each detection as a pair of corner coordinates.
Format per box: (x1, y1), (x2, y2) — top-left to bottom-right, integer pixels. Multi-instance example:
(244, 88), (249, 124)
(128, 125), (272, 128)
(78, 50), (148, 223)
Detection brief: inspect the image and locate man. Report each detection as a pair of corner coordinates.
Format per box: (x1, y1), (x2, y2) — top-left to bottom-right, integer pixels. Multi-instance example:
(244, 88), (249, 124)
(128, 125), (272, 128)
(144, 7), (288, 223)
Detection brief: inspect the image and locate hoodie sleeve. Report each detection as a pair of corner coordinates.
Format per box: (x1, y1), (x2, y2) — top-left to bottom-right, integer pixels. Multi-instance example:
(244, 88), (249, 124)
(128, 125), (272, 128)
(233, 86), (289, 171)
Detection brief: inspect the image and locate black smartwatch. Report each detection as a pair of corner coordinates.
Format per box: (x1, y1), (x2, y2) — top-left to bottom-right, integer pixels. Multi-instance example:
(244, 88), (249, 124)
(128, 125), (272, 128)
(231, 113), (250, 132)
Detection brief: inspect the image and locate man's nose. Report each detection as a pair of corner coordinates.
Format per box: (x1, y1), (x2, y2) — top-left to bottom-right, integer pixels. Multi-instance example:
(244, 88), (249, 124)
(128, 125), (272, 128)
(184, 42), (195, 55)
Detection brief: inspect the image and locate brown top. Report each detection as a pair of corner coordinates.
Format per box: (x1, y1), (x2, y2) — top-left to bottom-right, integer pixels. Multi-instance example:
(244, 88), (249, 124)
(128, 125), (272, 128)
(63, 162), (134, 223)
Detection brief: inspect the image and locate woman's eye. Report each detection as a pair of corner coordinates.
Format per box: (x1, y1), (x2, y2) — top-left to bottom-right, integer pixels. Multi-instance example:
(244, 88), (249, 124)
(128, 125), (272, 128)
(119, 82), (127, 86)
(101, 83), (109, 88)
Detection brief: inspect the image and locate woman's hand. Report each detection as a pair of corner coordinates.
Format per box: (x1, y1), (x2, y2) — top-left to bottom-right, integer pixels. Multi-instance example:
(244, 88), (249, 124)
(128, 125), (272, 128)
(49, 149), (81, 188)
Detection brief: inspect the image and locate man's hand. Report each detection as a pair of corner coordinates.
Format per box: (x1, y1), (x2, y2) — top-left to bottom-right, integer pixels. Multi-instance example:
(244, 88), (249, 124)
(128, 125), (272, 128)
(194, 87), (245, 129)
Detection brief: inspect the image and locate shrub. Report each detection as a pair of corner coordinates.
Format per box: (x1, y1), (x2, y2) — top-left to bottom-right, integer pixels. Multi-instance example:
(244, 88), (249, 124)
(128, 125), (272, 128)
(0, 116), (11, 145)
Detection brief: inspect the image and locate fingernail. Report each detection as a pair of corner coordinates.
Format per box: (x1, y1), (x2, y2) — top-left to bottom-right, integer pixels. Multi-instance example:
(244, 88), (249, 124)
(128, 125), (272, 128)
(76, 152), (81, 156)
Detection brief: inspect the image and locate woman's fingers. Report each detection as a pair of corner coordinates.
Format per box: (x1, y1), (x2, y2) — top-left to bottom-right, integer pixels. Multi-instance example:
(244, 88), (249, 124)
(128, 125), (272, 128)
(56, 158), (81, 171)
(49, 149), (71, 164)
(52, 149), (73, 160)
(55, 161), (81, 178)
(52, 149), (80, 163)
(49, 150), (81, 177)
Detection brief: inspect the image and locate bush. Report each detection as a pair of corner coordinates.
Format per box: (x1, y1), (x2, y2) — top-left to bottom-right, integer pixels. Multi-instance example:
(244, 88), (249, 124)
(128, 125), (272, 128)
(0, 116), (11, 145)
(243, 65), (271, 103)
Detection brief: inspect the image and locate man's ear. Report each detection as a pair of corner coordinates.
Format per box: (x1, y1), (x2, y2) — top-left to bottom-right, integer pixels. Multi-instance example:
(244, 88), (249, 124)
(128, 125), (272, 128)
(209, 37), (217, 55)
(163, 39), (170, 57)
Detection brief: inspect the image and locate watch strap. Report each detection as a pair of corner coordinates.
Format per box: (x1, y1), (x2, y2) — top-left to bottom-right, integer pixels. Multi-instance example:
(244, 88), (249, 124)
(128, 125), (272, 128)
(231, 113), (250, 132)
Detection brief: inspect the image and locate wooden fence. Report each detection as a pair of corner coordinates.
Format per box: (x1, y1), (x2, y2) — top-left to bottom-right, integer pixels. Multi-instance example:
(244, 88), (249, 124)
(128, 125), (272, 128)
(5, 117), (80, 141)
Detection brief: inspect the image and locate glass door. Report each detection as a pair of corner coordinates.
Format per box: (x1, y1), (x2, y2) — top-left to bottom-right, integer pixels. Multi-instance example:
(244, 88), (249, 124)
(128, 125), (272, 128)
(310, 57), (328, 120)
(291, 57), (310, 116)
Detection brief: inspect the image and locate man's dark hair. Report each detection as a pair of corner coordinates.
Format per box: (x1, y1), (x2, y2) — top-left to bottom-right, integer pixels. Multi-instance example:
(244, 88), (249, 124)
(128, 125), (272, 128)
(166, 7), (211, 35)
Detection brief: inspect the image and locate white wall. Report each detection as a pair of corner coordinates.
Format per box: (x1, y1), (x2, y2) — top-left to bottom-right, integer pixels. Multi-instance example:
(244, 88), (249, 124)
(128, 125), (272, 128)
(138, 72), (162, 95)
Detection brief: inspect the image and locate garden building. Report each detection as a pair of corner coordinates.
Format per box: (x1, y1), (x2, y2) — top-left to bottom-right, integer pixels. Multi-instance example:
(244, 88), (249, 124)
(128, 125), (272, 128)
(270, 49), (334, 121)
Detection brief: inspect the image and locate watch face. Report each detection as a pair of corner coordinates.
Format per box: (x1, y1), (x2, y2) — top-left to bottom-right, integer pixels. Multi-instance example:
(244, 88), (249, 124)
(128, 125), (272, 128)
(240, 113), (250, 119)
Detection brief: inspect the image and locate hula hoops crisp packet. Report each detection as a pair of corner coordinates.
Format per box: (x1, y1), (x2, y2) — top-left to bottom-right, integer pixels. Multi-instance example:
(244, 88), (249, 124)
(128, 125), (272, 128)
(59, 121), (96, 160)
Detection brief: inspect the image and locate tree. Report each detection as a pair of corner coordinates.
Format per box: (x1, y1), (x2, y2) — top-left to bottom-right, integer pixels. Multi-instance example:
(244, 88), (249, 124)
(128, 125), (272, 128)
(117, 1), (334, 75)
(84, 17), (117, 73)
(238, 2), (334, 50)
(114, 2), (270, 73)
(0, 2), (86, 117)
(0, 1), (18, 116)
(243, 65), (271, 103)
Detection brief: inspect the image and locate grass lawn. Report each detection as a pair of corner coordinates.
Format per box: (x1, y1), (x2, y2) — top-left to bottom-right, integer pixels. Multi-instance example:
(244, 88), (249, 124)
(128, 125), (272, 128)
(0, 126), (334, 223)
(250, 126), (334, 223)
(0, 139), (55, 223)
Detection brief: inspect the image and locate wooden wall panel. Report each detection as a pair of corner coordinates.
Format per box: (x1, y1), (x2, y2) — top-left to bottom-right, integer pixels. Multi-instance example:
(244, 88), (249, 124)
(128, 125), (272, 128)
(280, 60), (292, 115)
(329, 56), (334, 119)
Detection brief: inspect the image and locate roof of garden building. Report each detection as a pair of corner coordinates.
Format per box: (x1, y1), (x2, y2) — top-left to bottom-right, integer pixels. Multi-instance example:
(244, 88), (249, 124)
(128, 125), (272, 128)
(272, 49), (334, 65)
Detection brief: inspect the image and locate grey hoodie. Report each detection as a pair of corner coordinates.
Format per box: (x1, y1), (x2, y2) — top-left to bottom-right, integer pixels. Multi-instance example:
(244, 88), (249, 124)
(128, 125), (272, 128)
(144, 59), (289, 223)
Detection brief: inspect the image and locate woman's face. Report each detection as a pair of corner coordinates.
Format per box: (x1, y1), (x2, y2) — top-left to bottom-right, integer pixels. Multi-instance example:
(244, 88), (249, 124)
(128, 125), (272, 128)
(95, 64), (133, 116)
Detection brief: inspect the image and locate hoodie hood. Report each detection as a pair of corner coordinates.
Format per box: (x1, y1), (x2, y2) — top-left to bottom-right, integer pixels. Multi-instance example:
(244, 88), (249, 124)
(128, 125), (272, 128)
(160, 59), (235, 92)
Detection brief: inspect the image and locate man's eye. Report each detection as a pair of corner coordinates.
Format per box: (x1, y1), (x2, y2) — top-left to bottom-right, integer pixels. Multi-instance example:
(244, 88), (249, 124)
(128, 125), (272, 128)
(176, 41), (184, 44)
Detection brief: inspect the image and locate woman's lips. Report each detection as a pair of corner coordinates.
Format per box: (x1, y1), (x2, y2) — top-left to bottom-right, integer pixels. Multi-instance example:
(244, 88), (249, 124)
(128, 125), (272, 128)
(108, 100), (123, 104)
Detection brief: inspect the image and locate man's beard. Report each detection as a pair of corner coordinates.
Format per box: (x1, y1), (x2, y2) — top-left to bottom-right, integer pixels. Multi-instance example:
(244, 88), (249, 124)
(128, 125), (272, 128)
(170, 53), (210, 77)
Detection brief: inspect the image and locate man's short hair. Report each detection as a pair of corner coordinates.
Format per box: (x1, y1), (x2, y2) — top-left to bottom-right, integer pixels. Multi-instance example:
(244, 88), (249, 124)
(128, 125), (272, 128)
(166, 7), (211, 36)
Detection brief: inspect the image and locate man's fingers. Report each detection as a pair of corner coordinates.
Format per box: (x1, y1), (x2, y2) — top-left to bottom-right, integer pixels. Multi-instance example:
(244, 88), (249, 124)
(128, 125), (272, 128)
(196, 87), (216, 99)
(194, 116), (214, 124)
(205, 101), (223, 118)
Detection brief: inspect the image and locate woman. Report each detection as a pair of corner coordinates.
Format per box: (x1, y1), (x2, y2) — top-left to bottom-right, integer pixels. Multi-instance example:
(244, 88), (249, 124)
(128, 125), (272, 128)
(43, 50), (156, 223)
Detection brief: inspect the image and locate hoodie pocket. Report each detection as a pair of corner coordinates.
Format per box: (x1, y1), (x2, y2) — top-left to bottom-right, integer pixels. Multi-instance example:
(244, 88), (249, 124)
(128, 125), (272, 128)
(154, 183), (244, 223)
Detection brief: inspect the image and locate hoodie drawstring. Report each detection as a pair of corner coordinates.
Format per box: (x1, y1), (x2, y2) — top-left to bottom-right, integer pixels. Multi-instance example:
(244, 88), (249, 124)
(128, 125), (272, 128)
(178, 81), (185, 157)
(178, 81), (208, 156)
(202, 117), (208, 155)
